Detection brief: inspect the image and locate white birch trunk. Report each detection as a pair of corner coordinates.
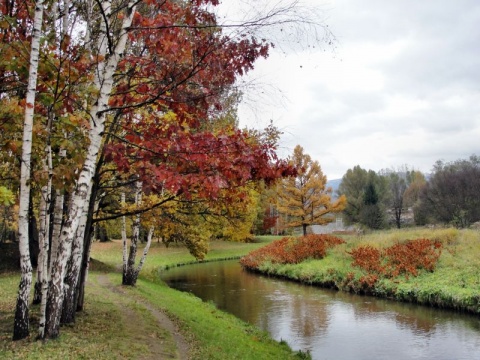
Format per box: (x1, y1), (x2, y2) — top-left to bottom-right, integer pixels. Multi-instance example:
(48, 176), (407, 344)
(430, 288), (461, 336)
(13, 0), (44, 340)
(37, 146), (52, 338)
(123, 181), (142, 285)
(135, 226), (154, 279)
(61, 185), (91, 325)
(33, 166), (50, 306)
(49, 189), (65, 270)
(121, 192), (128, 281)
(43, 0), (137, 339)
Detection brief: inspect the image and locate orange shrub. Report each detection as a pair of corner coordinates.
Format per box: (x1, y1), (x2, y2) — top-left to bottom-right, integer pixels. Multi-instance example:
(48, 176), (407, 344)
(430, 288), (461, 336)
(240, 234), (345, 270)
(349, 238), (443, 280)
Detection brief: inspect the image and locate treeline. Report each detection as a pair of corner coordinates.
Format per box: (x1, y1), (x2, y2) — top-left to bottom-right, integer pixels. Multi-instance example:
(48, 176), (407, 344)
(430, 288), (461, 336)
(338, 155), (480, 229)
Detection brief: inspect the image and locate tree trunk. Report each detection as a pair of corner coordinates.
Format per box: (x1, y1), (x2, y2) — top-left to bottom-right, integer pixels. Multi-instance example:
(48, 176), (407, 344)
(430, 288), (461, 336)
(76, 177), (98, 312)
(33, 129), (53, 311)
(121, 192), (128, 282)
(49, 189), (65, 270)
(28, 191), (39, 268)
(13, 0), (44, 340)
(123, 182), (142, 286)
(134, 226), (154, 282)
(42, 1), (137, 338)
(37, 167), (52, 337)
(44, 119), (101, 339)
(61, 186), (91, 324)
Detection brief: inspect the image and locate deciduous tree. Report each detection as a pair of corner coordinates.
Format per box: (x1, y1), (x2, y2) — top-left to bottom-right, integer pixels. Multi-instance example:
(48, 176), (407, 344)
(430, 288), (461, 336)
(338, 165), (388, 229)
(12, 0), (44, 340)
(1, 0), (331, 341)
(277, 145), (346, 235)
(415, 155), (480, 227)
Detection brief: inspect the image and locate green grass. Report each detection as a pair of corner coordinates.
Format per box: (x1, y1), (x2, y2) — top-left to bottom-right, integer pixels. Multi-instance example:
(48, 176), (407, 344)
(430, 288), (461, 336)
(0, 273), (152, 359)
(91, 236), (282, 279)
(1, 236), (307, 359)
(130, 275), (305, 359)
(249, 228), (480, 313)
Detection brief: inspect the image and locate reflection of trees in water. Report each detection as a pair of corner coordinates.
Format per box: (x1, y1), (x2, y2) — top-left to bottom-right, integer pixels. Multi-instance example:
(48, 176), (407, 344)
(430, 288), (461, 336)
(255, 285), (330, 344)
(290, 288), (329, 339)
(332, 290), (479, 335)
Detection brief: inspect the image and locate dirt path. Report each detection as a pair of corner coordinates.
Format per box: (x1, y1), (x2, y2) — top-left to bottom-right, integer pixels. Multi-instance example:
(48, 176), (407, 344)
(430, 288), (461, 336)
(95, 274), (190, 360)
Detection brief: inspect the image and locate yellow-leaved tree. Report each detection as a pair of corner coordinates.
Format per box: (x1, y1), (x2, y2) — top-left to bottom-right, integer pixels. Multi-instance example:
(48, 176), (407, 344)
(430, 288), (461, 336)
(277, 145), (346, 235)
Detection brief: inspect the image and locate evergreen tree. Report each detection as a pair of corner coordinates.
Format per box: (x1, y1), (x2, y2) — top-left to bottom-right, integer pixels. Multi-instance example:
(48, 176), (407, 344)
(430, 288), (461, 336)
(359, 181), (385, 229)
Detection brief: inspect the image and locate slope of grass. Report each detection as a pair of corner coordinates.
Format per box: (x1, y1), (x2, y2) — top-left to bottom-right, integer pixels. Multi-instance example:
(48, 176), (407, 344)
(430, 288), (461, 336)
(244, 228), (480, 314)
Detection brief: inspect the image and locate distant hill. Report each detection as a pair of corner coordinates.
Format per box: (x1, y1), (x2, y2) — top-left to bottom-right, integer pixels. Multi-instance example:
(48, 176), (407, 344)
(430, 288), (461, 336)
(326, 178), (342, 198)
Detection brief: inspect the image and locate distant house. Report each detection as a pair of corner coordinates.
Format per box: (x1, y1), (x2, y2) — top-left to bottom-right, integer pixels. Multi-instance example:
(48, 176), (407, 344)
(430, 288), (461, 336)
(310, 215), (355, 234)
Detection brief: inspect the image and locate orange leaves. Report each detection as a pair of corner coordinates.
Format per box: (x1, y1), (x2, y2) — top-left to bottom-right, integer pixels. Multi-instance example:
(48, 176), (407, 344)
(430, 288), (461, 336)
(349, 245), (382, 273)
(240, 234), (345, 270)
(349, 238), (443, 282)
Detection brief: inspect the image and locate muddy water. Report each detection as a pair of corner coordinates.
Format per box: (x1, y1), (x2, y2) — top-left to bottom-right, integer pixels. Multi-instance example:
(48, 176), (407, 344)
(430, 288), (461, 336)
(160, 260), (480, 360)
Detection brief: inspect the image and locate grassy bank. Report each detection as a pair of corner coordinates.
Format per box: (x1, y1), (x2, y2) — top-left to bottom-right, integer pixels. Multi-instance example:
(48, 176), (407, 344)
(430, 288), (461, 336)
(1, 236), (309, 359)
(90, 236), (282, 278)
(242, 228), (480, 314)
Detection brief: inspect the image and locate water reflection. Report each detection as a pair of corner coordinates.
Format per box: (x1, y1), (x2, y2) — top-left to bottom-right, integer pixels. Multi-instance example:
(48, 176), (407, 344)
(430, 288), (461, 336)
(161, 260), (480, 360)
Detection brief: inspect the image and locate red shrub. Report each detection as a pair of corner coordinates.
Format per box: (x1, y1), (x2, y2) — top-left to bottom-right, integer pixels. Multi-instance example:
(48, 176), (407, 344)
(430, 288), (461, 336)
(383, 238), (442, 277)
(240, 234), (345, 270)
(349, 238), (443, 280)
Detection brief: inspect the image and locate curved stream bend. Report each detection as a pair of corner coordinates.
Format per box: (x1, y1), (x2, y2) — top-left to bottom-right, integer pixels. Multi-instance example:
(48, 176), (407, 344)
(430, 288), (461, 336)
(160, 260), (480, 360)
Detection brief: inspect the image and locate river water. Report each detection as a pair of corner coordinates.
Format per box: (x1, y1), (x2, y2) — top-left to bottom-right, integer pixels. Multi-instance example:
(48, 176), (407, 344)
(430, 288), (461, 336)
(160, 260), (480, 360)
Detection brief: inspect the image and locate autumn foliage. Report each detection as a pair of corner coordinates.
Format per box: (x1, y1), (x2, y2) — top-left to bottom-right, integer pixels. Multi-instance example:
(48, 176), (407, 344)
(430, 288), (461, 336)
(240, 234), (345, 269)
(349, 238), (443, 282)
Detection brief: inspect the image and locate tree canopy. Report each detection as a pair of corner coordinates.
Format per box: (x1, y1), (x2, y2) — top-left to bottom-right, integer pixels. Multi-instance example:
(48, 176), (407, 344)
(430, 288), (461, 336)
(415, 155), (480, 227)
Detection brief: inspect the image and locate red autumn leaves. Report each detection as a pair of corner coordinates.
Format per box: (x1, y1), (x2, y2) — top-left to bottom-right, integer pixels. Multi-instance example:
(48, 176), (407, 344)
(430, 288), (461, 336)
(349, 238), (442, 279)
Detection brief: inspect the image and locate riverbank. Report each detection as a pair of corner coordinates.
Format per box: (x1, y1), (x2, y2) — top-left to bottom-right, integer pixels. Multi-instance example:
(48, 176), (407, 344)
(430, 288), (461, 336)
(241, 228), (480, 314)
(1, 236), (309, 359)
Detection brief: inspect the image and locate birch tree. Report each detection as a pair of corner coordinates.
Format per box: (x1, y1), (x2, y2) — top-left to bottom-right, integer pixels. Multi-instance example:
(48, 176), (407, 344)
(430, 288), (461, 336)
(43, 0), (138, 339)
(12, 0), (44, 340)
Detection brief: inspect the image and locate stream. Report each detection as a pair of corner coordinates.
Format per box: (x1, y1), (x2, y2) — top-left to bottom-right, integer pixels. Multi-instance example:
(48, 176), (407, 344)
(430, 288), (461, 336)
(160, 260), (480, 360)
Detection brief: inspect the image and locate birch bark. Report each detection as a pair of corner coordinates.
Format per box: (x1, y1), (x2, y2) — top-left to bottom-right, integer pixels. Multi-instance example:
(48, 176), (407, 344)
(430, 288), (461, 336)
(123, 181), (142, 285)
(49, 189), (65, 270)
(36, 146), (52, 338)
(13, 0), (44, 340)
(61, 184), (91, 324)
(134, 226), (154, 280)
(43, 0), (137, 339)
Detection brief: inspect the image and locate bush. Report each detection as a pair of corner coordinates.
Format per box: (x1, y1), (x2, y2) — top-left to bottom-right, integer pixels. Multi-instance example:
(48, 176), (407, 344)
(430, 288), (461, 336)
(240, 234), (345, 270)
(349, 238), (442, 281)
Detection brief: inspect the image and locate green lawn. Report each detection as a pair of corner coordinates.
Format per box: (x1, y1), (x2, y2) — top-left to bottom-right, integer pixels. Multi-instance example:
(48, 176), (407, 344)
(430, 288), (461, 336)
(1, 236), (307, 359)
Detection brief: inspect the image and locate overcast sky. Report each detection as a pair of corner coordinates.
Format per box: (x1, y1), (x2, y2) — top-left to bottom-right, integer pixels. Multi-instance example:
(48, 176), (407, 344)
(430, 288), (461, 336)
(218, 0), (480, 180)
